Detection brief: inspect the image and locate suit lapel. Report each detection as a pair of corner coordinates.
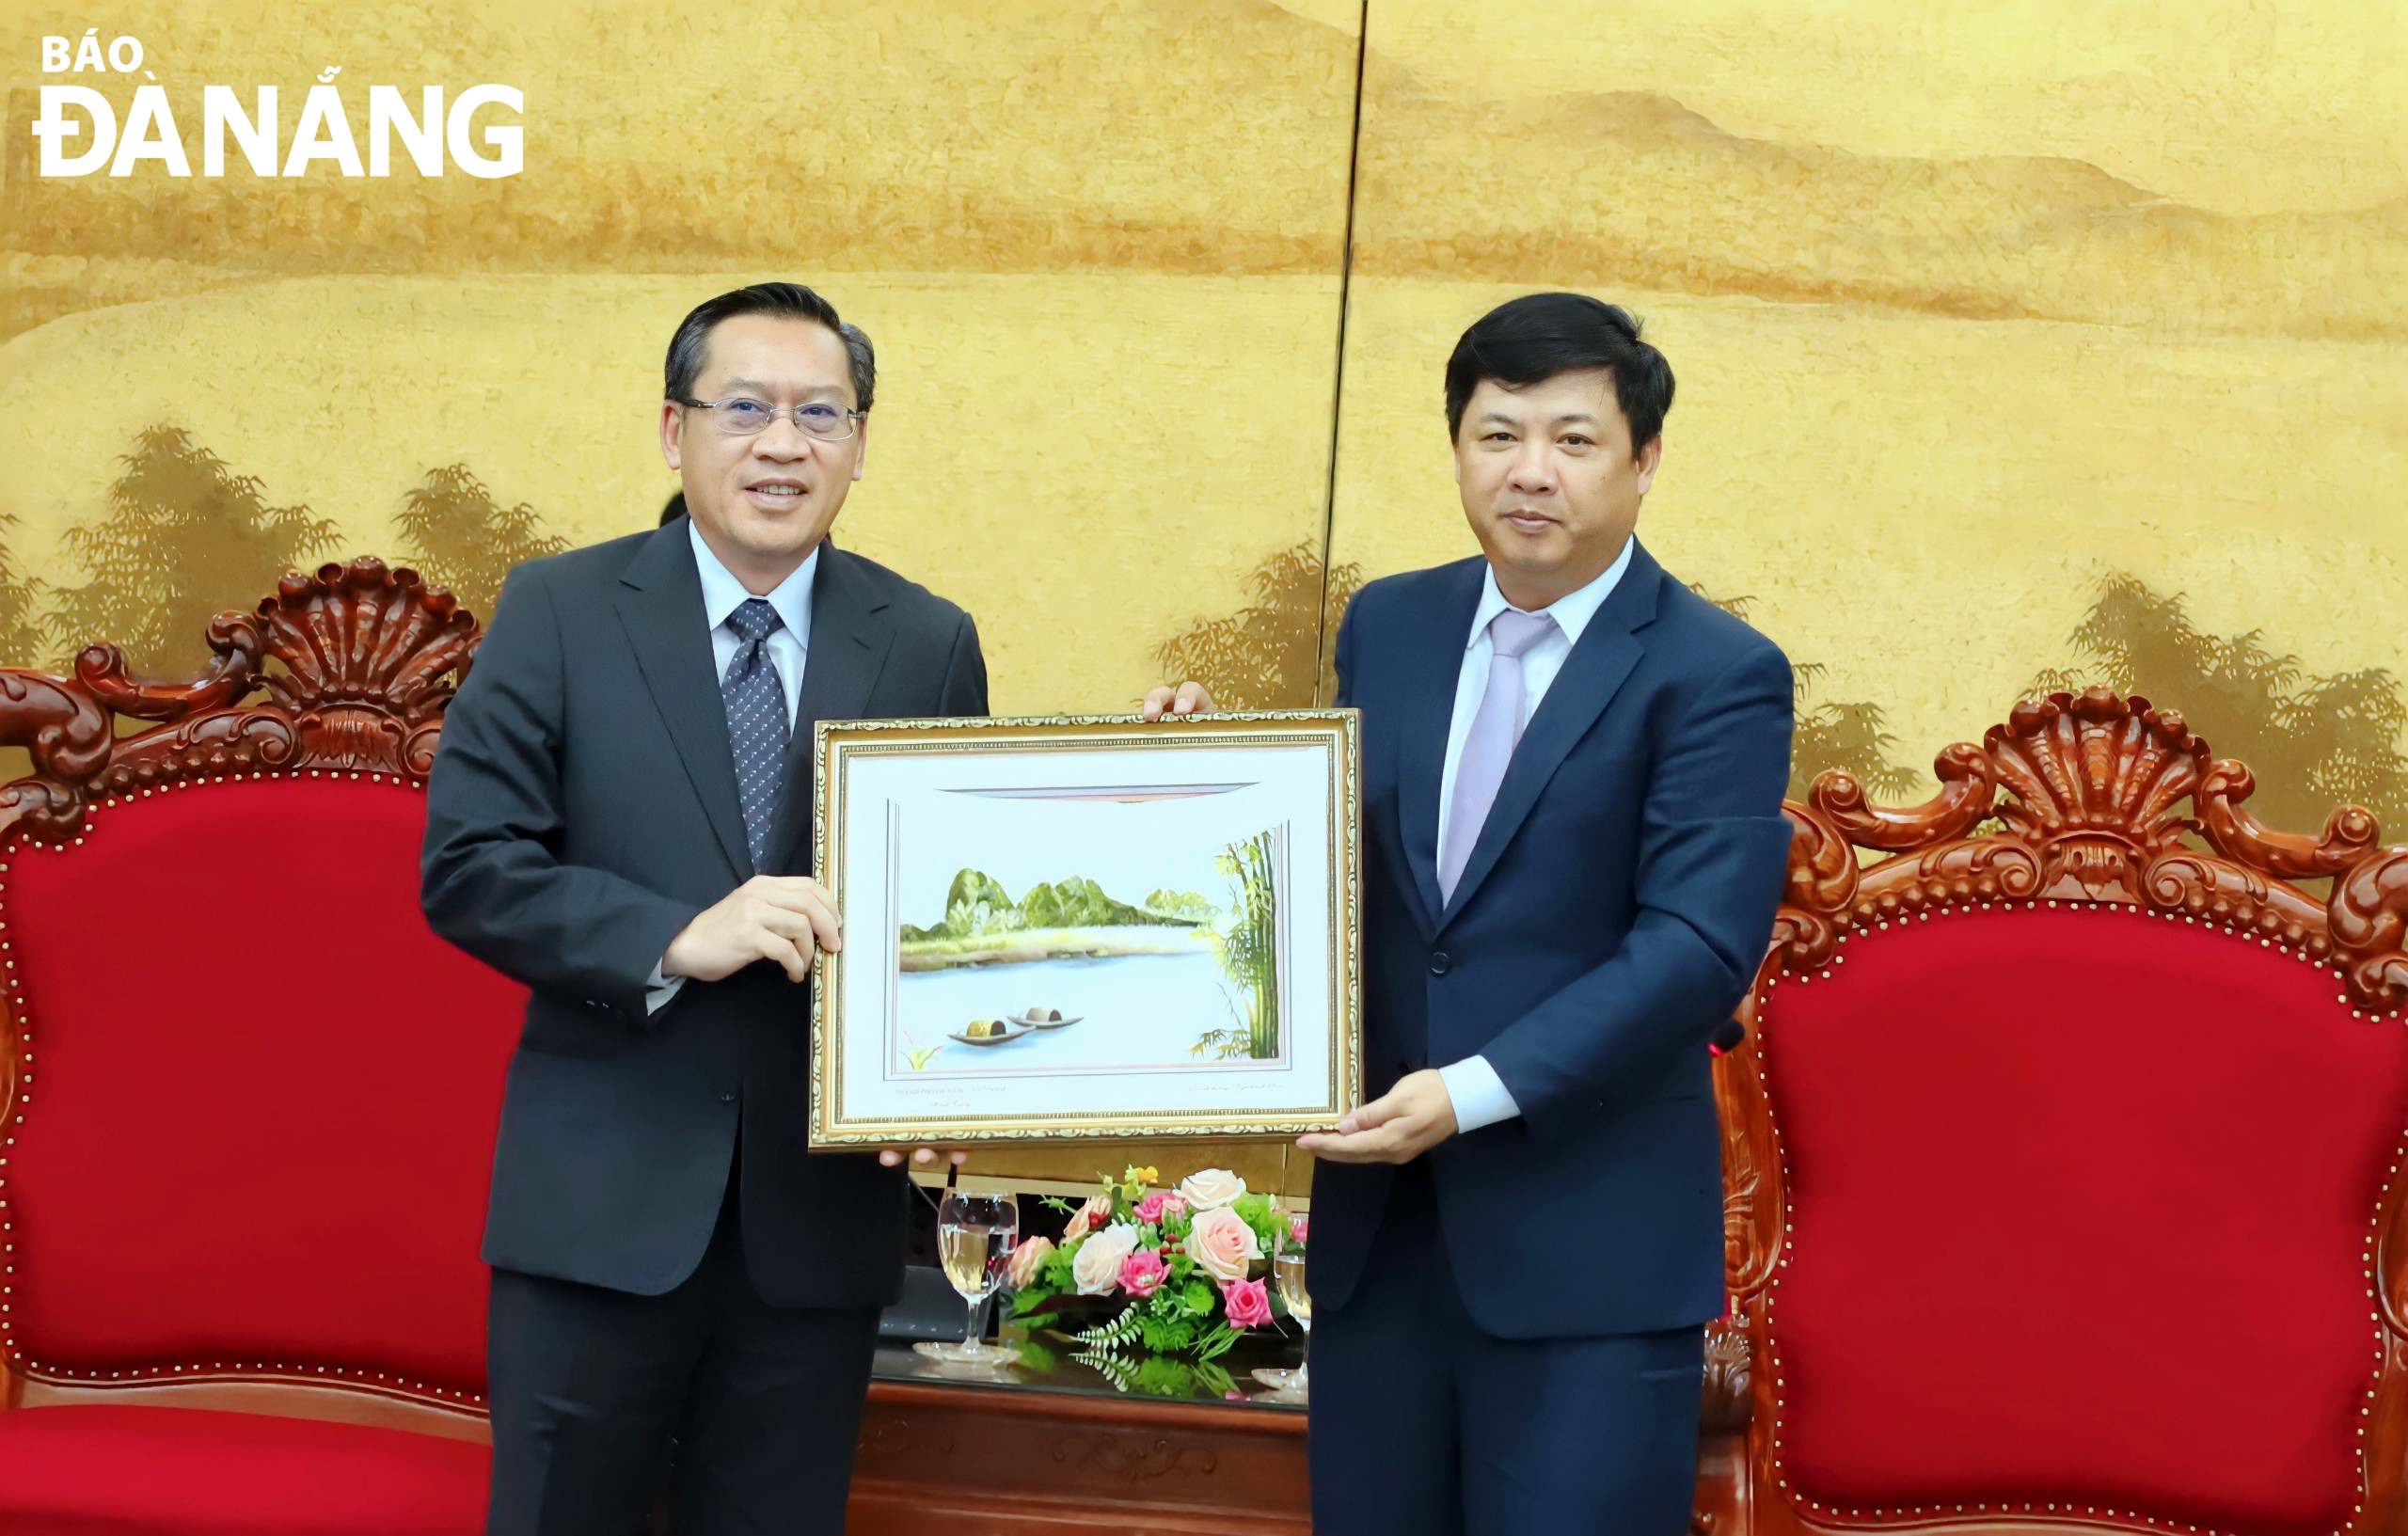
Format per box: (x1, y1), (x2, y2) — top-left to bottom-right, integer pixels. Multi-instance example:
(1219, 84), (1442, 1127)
(613, 520), (751, 879)
(769, 544), (895, 874)
(1396, 559), (1488, 935)
(1437, 543), (1665, 929)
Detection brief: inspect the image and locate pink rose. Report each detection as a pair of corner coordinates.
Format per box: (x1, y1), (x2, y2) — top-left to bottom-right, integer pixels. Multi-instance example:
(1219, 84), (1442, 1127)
(1222, 1276), (1272, 1329)
(1287, 1213), (1309, 1247)
(1118, 1248), (1168, 1298)
(1004, 1235), (1054, 1290)
(1134, 1191), (1188, 1226)
(1186, 1204), (1262, 1284)
(1062, 1195), (1112, 1238)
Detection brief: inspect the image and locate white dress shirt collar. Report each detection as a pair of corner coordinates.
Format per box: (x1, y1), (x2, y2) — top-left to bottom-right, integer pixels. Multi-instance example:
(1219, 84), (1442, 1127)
(1463, 534), (1635, 652)
(689, 518), (817, 643)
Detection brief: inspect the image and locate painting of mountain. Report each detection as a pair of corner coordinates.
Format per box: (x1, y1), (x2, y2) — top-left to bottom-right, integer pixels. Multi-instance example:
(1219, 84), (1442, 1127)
(891, 829), (1287, 1078)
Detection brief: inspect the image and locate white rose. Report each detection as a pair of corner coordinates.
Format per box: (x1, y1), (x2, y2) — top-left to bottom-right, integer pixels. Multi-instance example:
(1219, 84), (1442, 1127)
(1178, 1168), (1247, 1211)
(1185, 1205), (1262, 1284)
(1070, 1224), (1143, 1296)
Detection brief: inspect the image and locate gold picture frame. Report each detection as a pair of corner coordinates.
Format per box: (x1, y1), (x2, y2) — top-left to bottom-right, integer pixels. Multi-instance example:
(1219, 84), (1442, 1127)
(810, 710), (1360, 1146)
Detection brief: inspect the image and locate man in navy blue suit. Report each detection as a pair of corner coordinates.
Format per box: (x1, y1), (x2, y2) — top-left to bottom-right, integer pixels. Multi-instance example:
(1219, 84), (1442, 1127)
(1154, 293), (1794, 1532)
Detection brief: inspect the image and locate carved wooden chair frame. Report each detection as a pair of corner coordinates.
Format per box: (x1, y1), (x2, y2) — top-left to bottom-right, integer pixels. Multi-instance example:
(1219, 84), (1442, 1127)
(0, 558), (487, 1437)
(1698, 688), (2408, 1536)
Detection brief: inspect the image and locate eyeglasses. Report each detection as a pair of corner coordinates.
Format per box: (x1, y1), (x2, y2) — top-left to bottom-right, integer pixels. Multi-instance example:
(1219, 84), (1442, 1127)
(676, 396), (865, 441)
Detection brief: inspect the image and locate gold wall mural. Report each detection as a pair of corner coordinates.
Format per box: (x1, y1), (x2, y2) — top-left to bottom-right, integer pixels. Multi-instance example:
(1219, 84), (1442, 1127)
(1324, 0), (2406, 824)
(0, 0), (1363, 1190)
(2, 0), (2401, 1187)
(0, 0), (1364, 713)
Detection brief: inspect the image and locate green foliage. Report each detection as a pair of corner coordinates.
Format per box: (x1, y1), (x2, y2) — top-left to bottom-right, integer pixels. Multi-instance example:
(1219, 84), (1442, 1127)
(1229, 1193), (1282, 1253)
(1075, 1350), (1237, 1400)
(1014, 1338), (1058, 1372)
(1074, 1350), (1139, 1392)
(49, 424), (341, 673)
(944, 867), (1018, 918)
(393, 464), (568, 620)
(1020, 876), (1150, 929)
(1204, 829), (1281, 1058)
(1143, 889), (1220, 922)
(1072, 1308), (1143, 1352)
(904, 865), (1205, 942)
(1137, 1312), (1199, 1353)
(1133, 1354), (1197, 1396)
(1186, 1026), (1253, 1061)
(1039, 1244), (1078, 1294)
(1192, 1322), (1243, 1363)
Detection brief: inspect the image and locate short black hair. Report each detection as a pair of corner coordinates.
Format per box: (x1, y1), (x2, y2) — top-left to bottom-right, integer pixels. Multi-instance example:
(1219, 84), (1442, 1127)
(663, 282), (877, 413)
(1444, 293), (1673, 455)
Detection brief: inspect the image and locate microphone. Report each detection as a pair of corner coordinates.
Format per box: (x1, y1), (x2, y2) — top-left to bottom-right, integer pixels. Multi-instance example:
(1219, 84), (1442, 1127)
(1708, 1017), (1746, 1055)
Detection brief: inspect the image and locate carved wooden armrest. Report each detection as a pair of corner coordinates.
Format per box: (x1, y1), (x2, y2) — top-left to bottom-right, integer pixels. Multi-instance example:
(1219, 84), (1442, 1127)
(1701, 1313), (1751, 1431)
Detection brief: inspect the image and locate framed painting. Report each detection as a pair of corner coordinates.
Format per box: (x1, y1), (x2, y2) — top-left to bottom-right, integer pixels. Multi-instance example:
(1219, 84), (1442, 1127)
(809, 710), (1360, 1145)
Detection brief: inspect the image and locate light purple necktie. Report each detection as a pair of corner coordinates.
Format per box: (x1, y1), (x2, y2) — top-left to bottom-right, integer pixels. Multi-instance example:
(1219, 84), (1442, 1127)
(1438, 608), (1559, 903)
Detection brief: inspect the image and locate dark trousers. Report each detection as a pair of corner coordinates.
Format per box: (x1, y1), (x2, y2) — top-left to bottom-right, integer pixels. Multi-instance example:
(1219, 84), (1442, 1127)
(485, 1165), (880, 1536)
(1309, 1164), (1705, 1536)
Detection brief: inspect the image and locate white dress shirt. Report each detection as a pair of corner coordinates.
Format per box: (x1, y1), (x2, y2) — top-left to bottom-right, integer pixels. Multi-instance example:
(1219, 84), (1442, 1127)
(1433, 537), (1636, 1132)
(645, 524), (819, 1012)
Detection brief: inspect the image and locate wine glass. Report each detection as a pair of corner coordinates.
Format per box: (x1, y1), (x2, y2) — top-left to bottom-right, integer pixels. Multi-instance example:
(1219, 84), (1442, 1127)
(914, 1189), (1020, 1366)
(1253, 1202), (1310, 1397)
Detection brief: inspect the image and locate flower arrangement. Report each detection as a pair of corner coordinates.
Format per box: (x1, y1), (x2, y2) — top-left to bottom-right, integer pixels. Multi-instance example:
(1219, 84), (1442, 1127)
(1009, 1164), (1300, 1381)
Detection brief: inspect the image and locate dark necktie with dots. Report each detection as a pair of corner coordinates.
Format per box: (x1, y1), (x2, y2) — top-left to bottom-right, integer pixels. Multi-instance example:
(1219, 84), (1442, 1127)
(719, 598), (790, 873)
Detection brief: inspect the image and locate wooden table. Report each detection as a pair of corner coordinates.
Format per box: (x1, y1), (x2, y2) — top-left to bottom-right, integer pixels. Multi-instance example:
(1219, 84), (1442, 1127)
(848, 1339), (1311, 1535)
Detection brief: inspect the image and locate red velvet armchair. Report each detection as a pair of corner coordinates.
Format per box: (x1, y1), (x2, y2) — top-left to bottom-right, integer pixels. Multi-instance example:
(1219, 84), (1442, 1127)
(0, 560), (517, 1535)
(1697, 689), (2408, 1536)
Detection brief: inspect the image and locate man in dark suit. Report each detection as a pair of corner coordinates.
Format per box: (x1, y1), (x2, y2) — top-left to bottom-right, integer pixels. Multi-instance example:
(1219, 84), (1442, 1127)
(422, 282), (985, 1534)
(1157, 293), (1792, 1532)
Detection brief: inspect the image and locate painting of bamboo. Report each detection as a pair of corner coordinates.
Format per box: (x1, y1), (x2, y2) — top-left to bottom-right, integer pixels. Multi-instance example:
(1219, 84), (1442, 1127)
(1193, 830), (1282, 1063)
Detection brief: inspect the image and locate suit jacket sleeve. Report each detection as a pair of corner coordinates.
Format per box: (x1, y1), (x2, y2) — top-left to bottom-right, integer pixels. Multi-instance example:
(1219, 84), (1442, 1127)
(941, 611), (990, 717)
(1331, 593), (1359, 710)
(420, 564), (705, 1022)
(1478, 640), (1794, 1140)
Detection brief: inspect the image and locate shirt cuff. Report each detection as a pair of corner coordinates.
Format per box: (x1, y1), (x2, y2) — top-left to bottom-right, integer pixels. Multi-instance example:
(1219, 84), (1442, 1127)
(645, 958), (685, 1016)
(1436, 1054), (1522, 1132)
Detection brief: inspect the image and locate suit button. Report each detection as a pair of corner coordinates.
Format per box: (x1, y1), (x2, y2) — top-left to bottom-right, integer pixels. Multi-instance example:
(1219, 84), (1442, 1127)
(719, 1091), (736, 1104)
(1430, 952), (1451, 975)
